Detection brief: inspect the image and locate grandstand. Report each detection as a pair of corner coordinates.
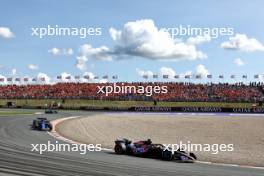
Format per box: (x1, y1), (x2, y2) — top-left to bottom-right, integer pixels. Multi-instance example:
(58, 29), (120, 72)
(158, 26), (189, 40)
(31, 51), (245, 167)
(0, 82), (263, 103)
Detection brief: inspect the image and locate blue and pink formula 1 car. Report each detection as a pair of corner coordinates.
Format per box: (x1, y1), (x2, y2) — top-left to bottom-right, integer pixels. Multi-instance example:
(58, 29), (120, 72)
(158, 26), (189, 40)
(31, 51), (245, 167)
(32, 117), (52, 131)
(114, 138), (197, 162)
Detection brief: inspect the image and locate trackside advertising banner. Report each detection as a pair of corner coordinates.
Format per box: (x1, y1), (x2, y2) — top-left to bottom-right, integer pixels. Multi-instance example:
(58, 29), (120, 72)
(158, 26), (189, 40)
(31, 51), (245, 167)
(132, 107), (264, 113)
(82, 106), (264, 113)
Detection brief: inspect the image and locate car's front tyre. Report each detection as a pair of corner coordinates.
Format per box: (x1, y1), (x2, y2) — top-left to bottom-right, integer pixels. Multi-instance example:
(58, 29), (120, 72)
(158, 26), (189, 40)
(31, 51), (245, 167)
(114, 143), (126, 154)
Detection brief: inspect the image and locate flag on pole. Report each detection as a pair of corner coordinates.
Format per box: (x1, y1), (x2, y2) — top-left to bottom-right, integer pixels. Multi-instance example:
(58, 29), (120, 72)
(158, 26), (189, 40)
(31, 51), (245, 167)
(185, 75), (191, 79)
(153, 74), (158, 79)
(195, 75), (201, 79)
(112, 75), (118, 79)
(84, 75), (90, 79)
(207, 75), (212, 79)
(102, 75), (108, 79)
(219, 75), (224, 79)
(163, 75), (169, 79)
(174, 75), (179, 79)
(143, 75), (148, 79)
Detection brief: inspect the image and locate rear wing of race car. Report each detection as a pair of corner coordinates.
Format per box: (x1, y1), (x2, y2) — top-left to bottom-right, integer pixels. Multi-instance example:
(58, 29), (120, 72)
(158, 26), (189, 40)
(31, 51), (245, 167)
(37, 117), (47, 120)
(115, 138), (132, 145)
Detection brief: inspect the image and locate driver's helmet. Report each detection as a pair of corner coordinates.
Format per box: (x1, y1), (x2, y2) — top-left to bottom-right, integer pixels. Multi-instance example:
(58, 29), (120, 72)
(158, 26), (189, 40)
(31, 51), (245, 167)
(145, 139), (152, 145)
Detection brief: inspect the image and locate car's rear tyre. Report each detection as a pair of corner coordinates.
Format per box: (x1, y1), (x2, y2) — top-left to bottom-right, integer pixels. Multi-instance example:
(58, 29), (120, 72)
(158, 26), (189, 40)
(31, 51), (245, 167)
(48, 124), (53, 131)
(114, 143), (126, 154)
(32, 120), (37, 129)
(162, 150), (173, 161)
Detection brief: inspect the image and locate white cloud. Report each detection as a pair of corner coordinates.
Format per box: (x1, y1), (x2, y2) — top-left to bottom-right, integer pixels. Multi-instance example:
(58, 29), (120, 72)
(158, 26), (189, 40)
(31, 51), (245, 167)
(109, 19), (207, 60)
(48, 48), (60, 55)
(28, 64), (38, 70)
(160, 67), (176, 78)
(64, 48), (73, 55)
(221, 34), (264, 52)
(196, 64), (209, 77)
(75, 19), (208, 69)
(187, 35), (211, 45)
(48, 47), (73, 56)
(136, 68), (153, 77)
(76, 44), (111, 71)
(257, 74), (264, 82)
(233, 58), (245, 66)
(0, 27), (14, 38)
(79, 44), (112, 61)
(99, 79), (108, 83)
(11, 68), (16, 75)
(75, 56), (88, 71)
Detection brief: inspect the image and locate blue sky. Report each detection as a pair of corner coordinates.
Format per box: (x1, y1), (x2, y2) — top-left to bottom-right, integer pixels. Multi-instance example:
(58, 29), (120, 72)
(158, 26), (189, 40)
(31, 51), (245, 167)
(0, 0), (264, 83)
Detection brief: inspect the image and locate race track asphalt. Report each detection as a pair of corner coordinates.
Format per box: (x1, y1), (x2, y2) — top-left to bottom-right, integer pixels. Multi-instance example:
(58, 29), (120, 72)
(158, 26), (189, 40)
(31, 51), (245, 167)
(0, 110), (263, 176)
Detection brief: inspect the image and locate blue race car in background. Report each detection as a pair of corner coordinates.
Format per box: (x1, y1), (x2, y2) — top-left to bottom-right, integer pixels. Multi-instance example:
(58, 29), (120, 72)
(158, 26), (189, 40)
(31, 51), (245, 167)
(32, 117), (52, 131)
(45, 109), (58, 114)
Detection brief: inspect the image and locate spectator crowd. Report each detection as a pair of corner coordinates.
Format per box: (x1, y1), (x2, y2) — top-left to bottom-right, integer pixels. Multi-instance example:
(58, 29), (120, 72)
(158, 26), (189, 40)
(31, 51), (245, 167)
(0, 82), (263, 103)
